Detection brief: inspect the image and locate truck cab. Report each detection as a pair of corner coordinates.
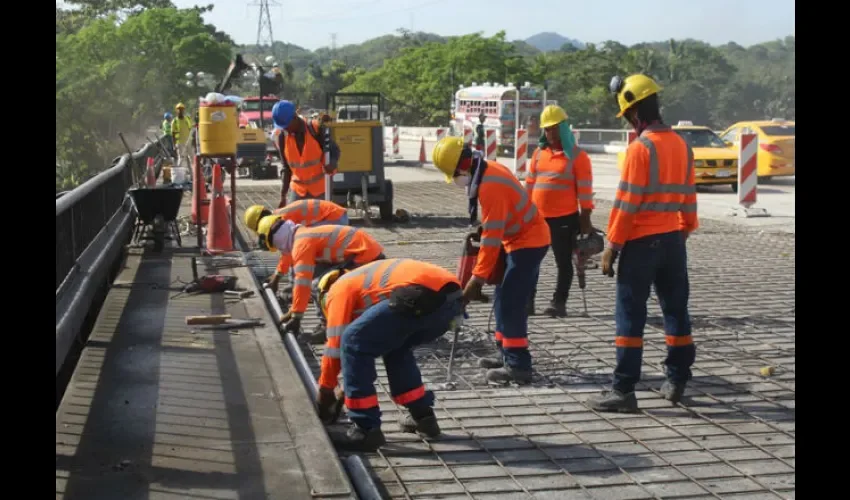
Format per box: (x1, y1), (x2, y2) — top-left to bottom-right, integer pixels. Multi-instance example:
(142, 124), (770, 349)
(238, 95), (281, 129)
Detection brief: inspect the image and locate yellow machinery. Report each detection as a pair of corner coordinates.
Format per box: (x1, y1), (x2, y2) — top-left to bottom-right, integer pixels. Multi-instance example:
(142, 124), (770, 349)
(325, 92), (394, 221)
(236, 125), (277, 179)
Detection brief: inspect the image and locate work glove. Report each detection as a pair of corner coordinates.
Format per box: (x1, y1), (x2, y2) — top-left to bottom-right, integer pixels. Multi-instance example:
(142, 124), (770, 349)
(265, 273), (280, 294)
(282, 317), (302, 334)
(462, 279), (485, 305)
(601, 248), (619, 278)
(316, 386), (345, 425)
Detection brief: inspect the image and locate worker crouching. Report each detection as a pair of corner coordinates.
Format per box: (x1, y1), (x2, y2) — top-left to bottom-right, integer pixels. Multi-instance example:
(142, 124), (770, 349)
(587, 74), (698, 413)
(432, 137), (551, 385)
(315, 258), (464, 451)
(256, 215), (385, 343)
(526, 105), (595, 317)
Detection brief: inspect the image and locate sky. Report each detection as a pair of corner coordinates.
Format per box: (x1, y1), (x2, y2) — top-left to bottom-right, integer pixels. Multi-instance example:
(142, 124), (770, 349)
(62, 0), (796, 50)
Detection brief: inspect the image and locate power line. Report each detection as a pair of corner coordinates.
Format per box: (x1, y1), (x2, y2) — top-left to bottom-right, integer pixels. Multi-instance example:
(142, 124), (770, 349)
(249, 0), (280, 47)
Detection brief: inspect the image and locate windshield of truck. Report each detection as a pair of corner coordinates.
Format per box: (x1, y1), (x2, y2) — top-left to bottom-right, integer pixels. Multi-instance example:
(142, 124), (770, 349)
(242, 100), (277, 112)
(674, 128), (728, 148)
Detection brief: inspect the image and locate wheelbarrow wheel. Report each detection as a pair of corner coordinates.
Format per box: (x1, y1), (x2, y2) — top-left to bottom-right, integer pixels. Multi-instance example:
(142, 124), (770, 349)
(379, 180), (394, 222)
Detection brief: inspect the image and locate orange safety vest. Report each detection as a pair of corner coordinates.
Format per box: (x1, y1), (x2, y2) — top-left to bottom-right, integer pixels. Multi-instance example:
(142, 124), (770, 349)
(277, 119), (327, 198)
(318, 258), (460, 392)
(526, 146), (595, 218)
(474, 161), (551, 280)
(274, 199), (346, 227)
(607, 125), (699, 250)
(283, 225), (385, 315)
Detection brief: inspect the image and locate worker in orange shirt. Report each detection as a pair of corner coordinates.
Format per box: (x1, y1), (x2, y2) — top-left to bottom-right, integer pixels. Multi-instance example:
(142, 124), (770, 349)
(525, 105), (595, 318)
(243, 199), (349, 235)
(256, 215), (385, 343)
(314, 259), (464, 451)
(271, 100), (340, 208)
(432, 137), (551, 385)
(587, 74), (698, 413)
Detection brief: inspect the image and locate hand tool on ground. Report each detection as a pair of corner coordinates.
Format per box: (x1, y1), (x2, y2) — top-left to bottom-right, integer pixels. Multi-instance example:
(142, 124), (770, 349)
(224, 289), (255, 299)
(185, 314), (232, 325)
(199, 319), (264, 330)
(573, 230), (605, 316)
(183, 256), (238, 293)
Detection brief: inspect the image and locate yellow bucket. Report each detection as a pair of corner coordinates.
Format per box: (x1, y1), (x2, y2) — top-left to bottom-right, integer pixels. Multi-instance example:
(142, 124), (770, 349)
(198, 101), (238, 156)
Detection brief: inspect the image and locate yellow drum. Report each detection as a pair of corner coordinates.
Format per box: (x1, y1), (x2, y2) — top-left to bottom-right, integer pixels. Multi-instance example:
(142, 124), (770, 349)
(198, 101), (238, 156)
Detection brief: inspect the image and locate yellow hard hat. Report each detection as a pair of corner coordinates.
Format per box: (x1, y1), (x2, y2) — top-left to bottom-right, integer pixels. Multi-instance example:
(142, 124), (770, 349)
(244, 205), (271, 233)
(175, 102), (186, 110)
(609, 74), (662, 118)
(256, 215), (282, 250)
(317, 268), (347, 314)
(432, 137), (465, 183)
(540, 105), (568, 129)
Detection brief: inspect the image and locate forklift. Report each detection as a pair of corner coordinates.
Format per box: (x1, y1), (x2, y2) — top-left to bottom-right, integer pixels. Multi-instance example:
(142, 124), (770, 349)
(325, 92), (394, 221)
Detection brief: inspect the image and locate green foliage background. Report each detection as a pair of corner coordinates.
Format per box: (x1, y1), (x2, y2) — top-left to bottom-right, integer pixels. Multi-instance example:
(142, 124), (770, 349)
(56, 2), (794, 191)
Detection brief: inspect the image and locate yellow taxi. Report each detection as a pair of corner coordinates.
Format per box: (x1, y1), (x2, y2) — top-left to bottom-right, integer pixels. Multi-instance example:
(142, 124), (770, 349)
(718, 119), (795, 179)
(617, 121), (739, 192)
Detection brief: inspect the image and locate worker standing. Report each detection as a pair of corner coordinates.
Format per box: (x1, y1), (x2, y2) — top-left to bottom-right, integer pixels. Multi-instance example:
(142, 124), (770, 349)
(161, 112), (174, 157)
(474, 113), (486, 151)
(314, 259), (464, 451)
(271, 100), (341, 208)
(525, 105), (595, 318)
(256, 216), (385, 343)
(432, 137), (550, 385)
(171, 103), (193, 170)
(586, 74), (698, 413)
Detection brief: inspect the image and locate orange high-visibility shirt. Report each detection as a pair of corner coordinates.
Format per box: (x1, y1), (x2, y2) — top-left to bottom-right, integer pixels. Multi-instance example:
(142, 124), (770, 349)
(525, 145), (594, 218)
(473, 161), (551, 281)
(277, 118), (334, 198)
(274, 199), (347, 227)
(283, 225), (384, 316)
(318, 258), (460, 390)
(607, 124), (699, 250)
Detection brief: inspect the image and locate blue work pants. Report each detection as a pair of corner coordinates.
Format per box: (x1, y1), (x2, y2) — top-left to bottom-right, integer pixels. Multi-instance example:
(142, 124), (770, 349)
(493, 245), (549, 371)
(613, 230), (696, 393)
(342, 296), (463, 430)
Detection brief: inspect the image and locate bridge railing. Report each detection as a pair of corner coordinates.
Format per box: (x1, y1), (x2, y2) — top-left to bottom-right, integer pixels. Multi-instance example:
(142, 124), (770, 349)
(55, 138), (162, 374)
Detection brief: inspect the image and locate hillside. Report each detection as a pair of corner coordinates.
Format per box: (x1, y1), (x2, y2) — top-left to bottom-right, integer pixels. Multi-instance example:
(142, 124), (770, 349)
(525, 32), (585, 52)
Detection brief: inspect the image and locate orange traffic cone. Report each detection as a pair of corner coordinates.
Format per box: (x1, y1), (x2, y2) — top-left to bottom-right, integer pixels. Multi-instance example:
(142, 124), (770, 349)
(145, 157), (156, 187)
(206, 163), (234, 254)
(419, 136), (426, 165)
(191, 155), (209, 225)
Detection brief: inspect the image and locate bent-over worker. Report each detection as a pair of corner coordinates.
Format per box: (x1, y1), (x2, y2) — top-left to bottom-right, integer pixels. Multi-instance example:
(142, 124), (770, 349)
(525, 104), (595, 317)
(244, 199), (349, 234)
(256, 216), (385, 343)
(315, 258), (464, 451)
(432, 137), (551, 385)
(587, 74), (698, 413)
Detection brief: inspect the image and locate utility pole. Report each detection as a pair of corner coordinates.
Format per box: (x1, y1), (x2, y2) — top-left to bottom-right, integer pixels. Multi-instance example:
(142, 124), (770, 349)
(331, 33), (337, 53)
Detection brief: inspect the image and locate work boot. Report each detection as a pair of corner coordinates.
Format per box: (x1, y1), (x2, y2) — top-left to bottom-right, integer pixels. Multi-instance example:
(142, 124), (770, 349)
(586, 390), (639, 413)
(477, 356), (504, 369)
(328, 423), (386, 452)
(486, 366), (532, 385)
(543, 301), (567, 318)
(659, 380), (686, 404)
(399, 407), (441, 438)
(302, 324), (327, 345)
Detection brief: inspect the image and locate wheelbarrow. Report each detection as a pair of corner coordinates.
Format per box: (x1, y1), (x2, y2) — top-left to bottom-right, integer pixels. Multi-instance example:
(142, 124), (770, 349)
(128, 186), (184, 252)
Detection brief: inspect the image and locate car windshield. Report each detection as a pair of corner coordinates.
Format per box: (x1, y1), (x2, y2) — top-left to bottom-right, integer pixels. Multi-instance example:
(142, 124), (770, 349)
(759, 125), (795, 136)
(674, 129), (728, 148)
(242, 100), (277, 112)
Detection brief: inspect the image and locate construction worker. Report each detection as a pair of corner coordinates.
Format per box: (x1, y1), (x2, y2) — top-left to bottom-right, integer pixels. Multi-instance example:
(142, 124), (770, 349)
(586, 74), (698, 413)
(314, 258), (464, 451)
(171, 103), (193, 170)
(474, 113), (486, 151)
(271, 100), (341, 208)
(432, 137), (551, 385)
(256, 215), (385, 342)
(161, 112), (174, 157)
(243, 200), (349, 234)
(525, 105), (595, 318)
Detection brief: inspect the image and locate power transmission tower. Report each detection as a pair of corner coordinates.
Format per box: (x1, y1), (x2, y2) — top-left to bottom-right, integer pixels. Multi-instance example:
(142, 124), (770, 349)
(250, 0), (279, 47)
